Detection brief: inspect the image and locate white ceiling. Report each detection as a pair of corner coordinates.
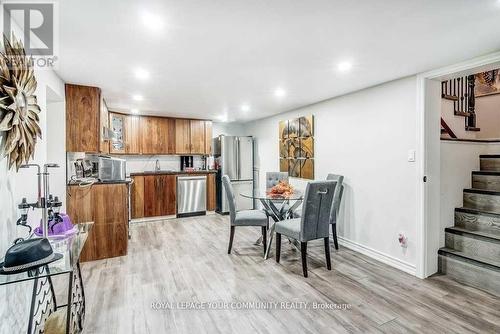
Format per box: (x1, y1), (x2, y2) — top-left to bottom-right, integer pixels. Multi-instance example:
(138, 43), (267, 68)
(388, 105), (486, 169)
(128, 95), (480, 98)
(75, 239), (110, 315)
(57, 0), (500, 122)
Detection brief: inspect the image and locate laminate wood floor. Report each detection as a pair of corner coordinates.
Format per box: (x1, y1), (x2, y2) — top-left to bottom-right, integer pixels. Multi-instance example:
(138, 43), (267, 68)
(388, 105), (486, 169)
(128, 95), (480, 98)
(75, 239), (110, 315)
(81, 214), (500, 334)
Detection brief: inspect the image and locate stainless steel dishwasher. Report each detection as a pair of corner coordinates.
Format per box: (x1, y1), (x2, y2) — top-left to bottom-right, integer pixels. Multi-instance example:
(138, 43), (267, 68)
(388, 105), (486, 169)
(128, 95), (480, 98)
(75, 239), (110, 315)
(177, 175), (207, 217)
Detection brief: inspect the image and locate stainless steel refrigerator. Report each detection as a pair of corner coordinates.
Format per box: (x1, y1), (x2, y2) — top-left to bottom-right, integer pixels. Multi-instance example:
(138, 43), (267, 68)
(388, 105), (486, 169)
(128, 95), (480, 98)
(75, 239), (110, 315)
(214, 135), (254, 214)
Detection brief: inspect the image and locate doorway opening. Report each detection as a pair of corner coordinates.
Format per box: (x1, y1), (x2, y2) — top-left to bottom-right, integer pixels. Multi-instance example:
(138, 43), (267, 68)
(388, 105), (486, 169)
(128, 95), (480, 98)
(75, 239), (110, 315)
(417, 52), (500, 280)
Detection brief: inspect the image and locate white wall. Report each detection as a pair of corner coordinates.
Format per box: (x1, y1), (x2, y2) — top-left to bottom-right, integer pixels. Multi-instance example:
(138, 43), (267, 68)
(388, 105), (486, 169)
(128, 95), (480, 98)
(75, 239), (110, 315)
(441, 93), (500, 140)
(476, 94), (500, 139)
(213, 122), (245, 137)
(242, 76), (419, 274)
(46, 101), (66, 211)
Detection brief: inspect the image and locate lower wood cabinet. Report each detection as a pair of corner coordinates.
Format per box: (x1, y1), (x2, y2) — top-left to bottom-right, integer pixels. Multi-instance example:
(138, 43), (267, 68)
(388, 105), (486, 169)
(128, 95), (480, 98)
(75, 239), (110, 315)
(131, 175), (144, 219)
(143, 174), (176, 217)
(67, 183), (128, 262)
(131, 172), (216, 218)
(206, 173), (216, 211)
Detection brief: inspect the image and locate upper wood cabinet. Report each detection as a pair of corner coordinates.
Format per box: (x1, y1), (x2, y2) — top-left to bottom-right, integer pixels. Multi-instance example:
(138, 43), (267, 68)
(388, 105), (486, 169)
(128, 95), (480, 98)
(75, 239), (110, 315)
(66, 84), (212, 155)
(190, 120), (205, 154)
(175, 119), (191, 154)
(66, 84), (104, 153)
(204, 121), (213, 155)
(109, 112), (142, 154)
(141, 116), (175, 154)
(158, 117), (176, 154)
(126, 115), (141, 154)
(174, 119), (212, 155)
(100, 99), (110, 154)
(109, 112), (126, 154)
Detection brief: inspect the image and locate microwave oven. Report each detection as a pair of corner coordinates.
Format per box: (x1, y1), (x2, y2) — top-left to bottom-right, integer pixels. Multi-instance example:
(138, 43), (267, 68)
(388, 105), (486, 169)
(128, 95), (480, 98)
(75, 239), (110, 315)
(89, 155), (126, 181)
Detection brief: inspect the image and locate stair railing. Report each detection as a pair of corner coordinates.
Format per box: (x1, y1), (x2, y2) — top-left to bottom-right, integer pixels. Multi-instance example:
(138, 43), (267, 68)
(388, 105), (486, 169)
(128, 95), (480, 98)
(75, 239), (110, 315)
(441, 75), (478, 130)
(441, 118), (457, 139)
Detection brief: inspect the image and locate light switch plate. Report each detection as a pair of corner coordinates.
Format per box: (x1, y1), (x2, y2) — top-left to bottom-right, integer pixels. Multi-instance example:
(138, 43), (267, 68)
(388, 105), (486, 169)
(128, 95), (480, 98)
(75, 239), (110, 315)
(407, 149), (416, 162)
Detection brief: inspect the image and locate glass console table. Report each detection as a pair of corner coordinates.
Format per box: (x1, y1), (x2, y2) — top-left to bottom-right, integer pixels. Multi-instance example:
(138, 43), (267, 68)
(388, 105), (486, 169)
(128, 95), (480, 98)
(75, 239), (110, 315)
(0, 222), (93, 334)
(240, 190), (303, 259)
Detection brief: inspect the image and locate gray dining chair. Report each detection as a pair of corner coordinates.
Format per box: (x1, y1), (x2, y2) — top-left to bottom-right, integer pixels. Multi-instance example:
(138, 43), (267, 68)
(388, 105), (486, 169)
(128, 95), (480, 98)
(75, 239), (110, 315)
(326, 174), (344, 250)
(275, 180), (337, 277)
(222, 175), (269, 255)
(294, 174), (344, 250)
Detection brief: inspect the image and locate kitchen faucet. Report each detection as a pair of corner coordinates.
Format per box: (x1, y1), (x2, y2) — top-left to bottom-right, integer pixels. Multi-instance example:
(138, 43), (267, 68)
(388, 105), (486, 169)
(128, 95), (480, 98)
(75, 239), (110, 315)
(155, 159), (160, 172)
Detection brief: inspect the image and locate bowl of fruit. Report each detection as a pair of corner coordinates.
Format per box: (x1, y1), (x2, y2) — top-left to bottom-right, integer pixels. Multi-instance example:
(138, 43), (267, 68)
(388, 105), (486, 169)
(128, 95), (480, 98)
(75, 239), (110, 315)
(267, 180), (294, 197)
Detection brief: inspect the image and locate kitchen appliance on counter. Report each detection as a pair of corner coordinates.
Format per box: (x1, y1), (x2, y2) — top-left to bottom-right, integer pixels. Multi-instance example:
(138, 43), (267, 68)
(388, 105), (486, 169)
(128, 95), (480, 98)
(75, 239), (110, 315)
(180, 156), (194, 171)
(67, 153), (126, 183)
(213, 135), (254, 214)
(177, 175), (207, 217)
(88, 155), (126, 181)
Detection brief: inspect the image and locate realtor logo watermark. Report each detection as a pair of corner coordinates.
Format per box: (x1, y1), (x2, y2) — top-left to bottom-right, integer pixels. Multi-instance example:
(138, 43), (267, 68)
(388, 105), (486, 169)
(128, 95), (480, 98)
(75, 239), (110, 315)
(1, 1), (59, 68)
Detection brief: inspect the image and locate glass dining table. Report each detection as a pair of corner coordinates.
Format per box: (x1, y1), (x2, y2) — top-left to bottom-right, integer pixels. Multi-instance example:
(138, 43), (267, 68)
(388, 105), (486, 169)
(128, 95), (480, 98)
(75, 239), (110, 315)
(240, 189), (303, 259)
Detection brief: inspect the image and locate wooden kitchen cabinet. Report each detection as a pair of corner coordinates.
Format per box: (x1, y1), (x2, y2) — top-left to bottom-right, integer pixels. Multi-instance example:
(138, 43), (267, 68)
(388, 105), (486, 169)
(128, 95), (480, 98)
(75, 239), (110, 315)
(143, 174), (177, 217)
(140, 116), (160, 154)
(109, 112), (142, 154)
(175, 118), (191, 154)
(67, 183), (128, 262)
(66, 84), (104, 153)
(143, 175), (157, 217)
(157, 175), (177, 215)
(141, 116), (175, 154)
(126, 115), (142, 154)
(206, 173), (216, 211)
(158, 117), (176, 154)
(204, 121), (213, 155)
(131, 175), (144, 218)
(109, 112), (126, 154)
(100, 98), (110, 154)
(190, 120), (206, 154)
(175, 119), (211, 155)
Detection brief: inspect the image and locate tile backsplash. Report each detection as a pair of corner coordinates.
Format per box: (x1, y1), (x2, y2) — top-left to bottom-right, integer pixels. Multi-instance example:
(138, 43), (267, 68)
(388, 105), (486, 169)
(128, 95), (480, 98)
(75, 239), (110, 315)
(121, 155), (204, 174)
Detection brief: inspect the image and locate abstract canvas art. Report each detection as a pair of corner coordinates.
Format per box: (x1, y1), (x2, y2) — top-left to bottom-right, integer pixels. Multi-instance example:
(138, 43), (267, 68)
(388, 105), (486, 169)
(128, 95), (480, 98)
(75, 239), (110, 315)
(278, 115), (314, 179)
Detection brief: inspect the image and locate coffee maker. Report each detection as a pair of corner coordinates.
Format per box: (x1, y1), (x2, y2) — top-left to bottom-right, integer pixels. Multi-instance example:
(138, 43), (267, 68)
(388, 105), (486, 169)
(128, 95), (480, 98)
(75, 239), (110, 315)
(180, 156), (193, 171)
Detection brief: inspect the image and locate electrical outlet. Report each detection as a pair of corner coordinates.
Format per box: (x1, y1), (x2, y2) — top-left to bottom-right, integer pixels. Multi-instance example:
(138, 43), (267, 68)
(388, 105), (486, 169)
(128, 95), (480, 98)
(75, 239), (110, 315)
(407, 150), (416, 162)
(398, 233), (408, 248)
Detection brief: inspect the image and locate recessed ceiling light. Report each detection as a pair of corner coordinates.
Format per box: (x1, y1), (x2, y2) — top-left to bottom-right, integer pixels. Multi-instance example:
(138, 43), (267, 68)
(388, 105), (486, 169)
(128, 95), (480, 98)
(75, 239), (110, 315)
(132, 94), (143, 101)
(217, 114), (228, 122)
(141, 11), (165, 32)
(274, 87), (286, 98)
(337, 61), (353, 72)
(241, 104), (250, 112)
(131, 108), (140, 114)
(134, 68), (150, 80)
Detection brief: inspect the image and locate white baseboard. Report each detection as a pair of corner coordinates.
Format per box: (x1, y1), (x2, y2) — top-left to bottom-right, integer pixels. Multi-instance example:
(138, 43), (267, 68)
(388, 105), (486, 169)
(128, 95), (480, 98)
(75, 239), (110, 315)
(338, 236), (417, 276)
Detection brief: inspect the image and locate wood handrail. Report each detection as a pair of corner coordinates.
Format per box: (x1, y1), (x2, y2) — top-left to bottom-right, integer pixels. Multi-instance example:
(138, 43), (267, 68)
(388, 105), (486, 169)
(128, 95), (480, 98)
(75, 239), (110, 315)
(441, 75), (477, 128)
(441, 118), (457, 138)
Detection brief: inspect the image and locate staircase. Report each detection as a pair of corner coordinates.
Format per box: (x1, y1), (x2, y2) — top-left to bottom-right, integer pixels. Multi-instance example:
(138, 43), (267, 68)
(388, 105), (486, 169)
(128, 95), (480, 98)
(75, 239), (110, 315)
(441, 75), (480, 136)
(438, 154), (500, 296)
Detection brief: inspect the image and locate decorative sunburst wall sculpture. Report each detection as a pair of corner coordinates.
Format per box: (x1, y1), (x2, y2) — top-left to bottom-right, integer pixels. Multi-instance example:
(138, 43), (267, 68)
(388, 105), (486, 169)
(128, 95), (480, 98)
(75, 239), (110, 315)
(0, 34), (41, 171)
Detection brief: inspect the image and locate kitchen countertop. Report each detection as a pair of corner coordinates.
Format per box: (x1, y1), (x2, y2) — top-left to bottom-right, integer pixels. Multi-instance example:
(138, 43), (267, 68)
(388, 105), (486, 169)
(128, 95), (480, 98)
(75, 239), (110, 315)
(67, 178), (133, 186)
(129, 170), (217, 176)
